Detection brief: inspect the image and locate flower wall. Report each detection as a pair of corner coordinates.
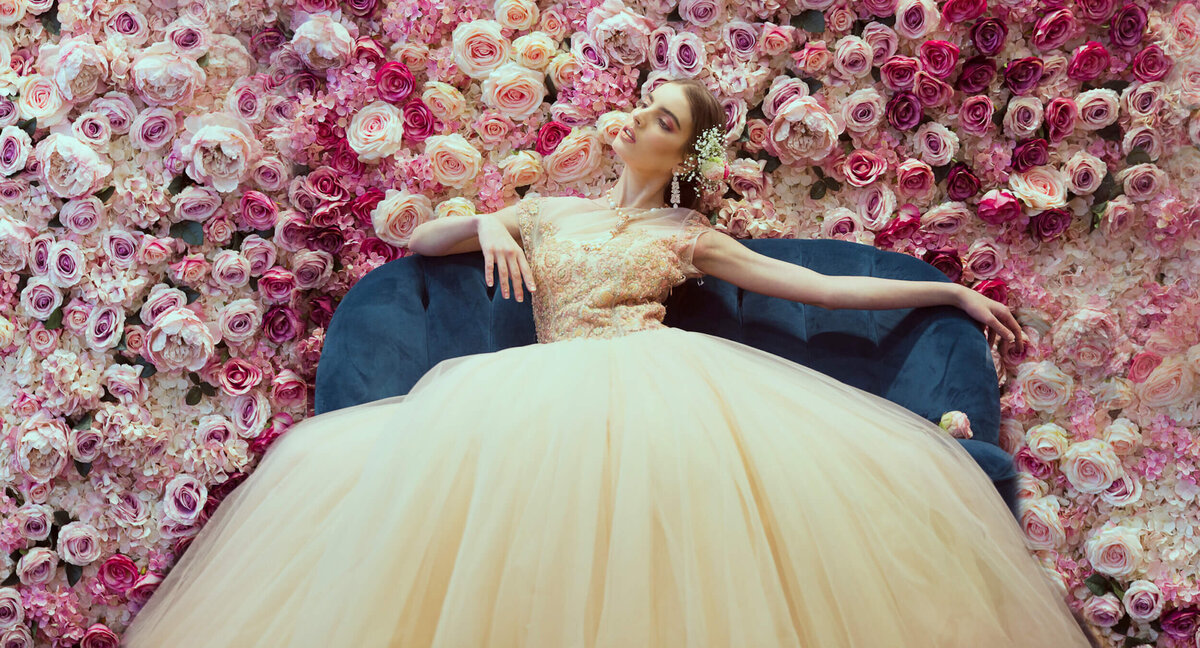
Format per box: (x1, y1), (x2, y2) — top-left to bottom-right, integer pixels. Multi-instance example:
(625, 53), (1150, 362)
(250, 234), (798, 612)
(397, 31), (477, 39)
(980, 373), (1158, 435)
(0, 0), (1197, 645)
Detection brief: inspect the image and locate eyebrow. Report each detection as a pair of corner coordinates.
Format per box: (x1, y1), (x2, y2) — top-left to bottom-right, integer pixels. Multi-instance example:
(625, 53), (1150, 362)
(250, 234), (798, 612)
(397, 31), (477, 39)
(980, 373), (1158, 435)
(647, 89), (681, 130)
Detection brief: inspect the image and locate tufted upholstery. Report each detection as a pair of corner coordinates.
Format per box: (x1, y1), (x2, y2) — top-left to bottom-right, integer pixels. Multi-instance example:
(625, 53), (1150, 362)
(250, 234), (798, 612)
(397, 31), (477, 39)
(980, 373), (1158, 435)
(314, 237), (1019, 516)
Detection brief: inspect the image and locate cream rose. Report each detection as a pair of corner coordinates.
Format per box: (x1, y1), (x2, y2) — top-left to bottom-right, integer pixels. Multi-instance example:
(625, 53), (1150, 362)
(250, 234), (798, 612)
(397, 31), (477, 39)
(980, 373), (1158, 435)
(422, 81), (467, 122)
(1085, 524), (1144, 578)
(291, 14), (354, 70)
(144, 306), (216, 372)
(1025, 423), (1069, 462)
(371, 188), (433, 247)
(498, 150), (544, 187)
(765, 96), (841, 166)
(1014, 360), (1074, 412)
(452, 20), (511, 79)
(1061, 439), (1123, 494)
(1133, 356), (1194, 407)
(130, 42), (206, 107)
(347, 101), (405, 163)
(424, 134), (482, 188)
(176, 112), (259, 193)
(1020, 496), (1065, 551)
(513, 32), (557, 71)
(1008, 166), (1068, 211)
(16, 75), (69, 126)
(1102, 418), (1141, 455)
(494, 0), (539, 31)
(34, 133), (113, 199)
(435, 197), (477, 220)
(481, 62), (546, 121)
(544, 128), (602, 183)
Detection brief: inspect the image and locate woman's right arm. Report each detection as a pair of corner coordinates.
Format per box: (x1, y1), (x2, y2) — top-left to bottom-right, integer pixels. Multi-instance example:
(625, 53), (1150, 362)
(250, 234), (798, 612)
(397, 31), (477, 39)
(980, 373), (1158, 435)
(406, 201), (523, 257)
(406, 200), (536, 301)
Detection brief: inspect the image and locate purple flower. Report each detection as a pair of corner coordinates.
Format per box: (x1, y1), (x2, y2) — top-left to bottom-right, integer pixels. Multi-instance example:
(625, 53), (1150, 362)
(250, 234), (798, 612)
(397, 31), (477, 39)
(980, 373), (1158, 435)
(1003, 57), (1045, 95)
(970, 18), (1008, 56)
(263, 305), (301, 344)
(885, 91), (922, 131)
(1012, 139), (1049, 173)
(1029, 208), (1073, 242)
(1160, 607), (1199, 639)
(955, 55), (996, 93)
(946, 163), (981, 201)
(1109, 3), (1148, 49)
(1045, 98), (1078, 143)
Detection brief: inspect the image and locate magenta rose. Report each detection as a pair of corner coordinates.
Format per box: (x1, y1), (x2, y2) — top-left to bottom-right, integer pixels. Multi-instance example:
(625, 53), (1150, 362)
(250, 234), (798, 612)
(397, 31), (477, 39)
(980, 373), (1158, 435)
(880, 55), (920, 91)
(956, 55), (996, 93)
(263, 305), (301, 344)
(1003, 57), (1045, 95)
(1076, 0), (1119, 22)
(977, 189), (1022, 225)
(535, 120), (571, 155)
(402, 100), (436, 143)
(257, 266), (297, 304)
(1068, 41), (1111, 81)
(970, 18), (1008, 56)
(375, 61), (415, 103)
(1032, 9), (1077, 52)
(1012, 139), (1049, 173)
(913, 71), (953, 108)
(874, 205), (921, 249)
(1044, 98), (1077, 142)
(238, 191), (278, 231)
(1160, 607), (1199, 639)
(957, 95), (995, 136)
(922, 248), (964, 282)
(941, 0), (987, 23)
(219, 357), (263, 396)
(98, 554), (139, 594)
(1131, 44), (1172, 82)
(945, 163), (981, 200)
(918, 40), (959, 78)
(1030, 208), (1073, 241)
(1109, 4), (1147, 49)
(885, 91), (922, 130)
(973, 278), (1009, 304)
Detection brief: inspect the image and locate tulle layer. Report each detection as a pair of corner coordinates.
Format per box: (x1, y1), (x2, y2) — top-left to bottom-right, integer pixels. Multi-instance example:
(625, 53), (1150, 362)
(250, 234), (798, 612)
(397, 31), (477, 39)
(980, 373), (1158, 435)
(122, 326), (1090, 647)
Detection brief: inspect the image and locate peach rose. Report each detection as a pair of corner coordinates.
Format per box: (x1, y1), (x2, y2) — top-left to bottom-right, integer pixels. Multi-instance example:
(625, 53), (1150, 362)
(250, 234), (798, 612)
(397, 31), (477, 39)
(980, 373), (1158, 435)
(435, 196), (478, 220)
(1061, 439), (1123, 494)
(513, 32), (557, 70)
(0, 0), (27, 26)
(17, 74), (70, 126)
(543, 128), (602, 183)
(764, 95), (842, 166)
(176, 112), (260, 193)
(498, 150), (544, 187)
(1085, 524), (1144, 578)
(291, 14), (354, 70)
(347, 101), (405, 163)
(1008, 166), (1068, 211)
(144, 307), (216, 372)
(1020, 496), (1066, 550)
(1026, 423), (1069, 462)
(422, 81), (467, 122)
(372, 188), (433, 247)
(451, 20), (511, 79)
(1014, 360), (1074, 412)
(547, 51), (581, 89)
(481, 62), (546, 121)
(1133, 356), (1194, 407)
(424, 134), (482, 188)
(494, 0), (539, 31)
(895, 158), (936, 202)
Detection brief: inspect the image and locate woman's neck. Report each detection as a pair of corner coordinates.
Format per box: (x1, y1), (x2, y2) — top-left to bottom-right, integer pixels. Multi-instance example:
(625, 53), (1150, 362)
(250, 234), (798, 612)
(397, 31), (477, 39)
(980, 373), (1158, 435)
(610, 169), (671, 210)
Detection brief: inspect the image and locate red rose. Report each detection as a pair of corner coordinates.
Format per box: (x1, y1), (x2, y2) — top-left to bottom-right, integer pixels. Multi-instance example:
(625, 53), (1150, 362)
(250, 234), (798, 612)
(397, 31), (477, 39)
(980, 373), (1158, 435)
(535, 120), (571, 156)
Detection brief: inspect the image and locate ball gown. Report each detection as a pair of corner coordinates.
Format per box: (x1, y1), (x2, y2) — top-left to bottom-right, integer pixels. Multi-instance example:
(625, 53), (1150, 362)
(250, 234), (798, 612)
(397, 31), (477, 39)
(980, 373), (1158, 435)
(121, 195), (1092, 647)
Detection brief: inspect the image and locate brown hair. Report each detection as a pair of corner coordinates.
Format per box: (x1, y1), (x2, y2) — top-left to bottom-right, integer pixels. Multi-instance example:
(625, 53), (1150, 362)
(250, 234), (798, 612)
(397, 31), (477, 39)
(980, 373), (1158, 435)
(659, 79), (725, 212)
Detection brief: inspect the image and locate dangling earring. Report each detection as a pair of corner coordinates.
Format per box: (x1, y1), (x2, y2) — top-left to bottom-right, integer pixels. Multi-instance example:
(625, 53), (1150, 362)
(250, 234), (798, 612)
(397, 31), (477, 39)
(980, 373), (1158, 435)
(670, 170), (681, 208)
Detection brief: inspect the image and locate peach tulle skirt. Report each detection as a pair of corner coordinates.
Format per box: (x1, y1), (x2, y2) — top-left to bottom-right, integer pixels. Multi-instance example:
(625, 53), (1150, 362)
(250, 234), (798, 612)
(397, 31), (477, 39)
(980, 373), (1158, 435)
(121, 326), (1091, 647)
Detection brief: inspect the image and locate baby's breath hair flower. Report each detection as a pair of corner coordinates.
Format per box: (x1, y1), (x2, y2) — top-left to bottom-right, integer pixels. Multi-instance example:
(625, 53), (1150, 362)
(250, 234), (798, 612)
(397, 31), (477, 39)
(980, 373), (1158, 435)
(681, 124), (729, 193)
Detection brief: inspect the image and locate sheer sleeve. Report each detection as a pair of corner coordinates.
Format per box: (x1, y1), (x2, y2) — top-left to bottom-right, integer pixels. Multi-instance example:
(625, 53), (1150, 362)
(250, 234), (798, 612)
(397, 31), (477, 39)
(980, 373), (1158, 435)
(675, 210), (715, 280)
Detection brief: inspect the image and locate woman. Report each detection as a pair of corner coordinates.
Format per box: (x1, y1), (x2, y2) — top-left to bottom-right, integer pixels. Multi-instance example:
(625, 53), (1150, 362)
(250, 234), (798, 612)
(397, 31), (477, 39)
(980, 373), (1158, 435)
(121, 78), (1095, 646)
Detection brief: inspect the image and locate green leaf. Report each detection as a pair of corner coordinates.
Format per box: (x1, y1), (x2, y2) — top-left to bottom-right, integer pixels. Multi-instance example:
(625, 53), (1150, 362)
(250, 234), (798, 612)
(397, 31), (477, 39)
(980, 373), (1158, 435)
(809, 182), (827, 200)
(53, 510), (71, 526)
(812, 166), (825, 179)
(185, 386), (203, 406)
(93, 186), (115, 202)
(17, 118), (37, 139)
(199, 382), (217, 397)
(182, 287), (201, 304)
(1084, 573), (1110, 596)
(39, 1), (60, 35)
(71, 413), (93, 430)
(167, 174), (194, 195)
(65, 563), (82, 587)
(798, 9), (825, 32)
(136, 357), (157, 378)
(74, 459), (92, 478)
(45, 305), (64, 330)
(1125, 147), (1151, 165)
(170, 220), (205, 246)
(47, 215), (63, 229)
(824, 177), (842, 192)
(197, 54), (209, 68)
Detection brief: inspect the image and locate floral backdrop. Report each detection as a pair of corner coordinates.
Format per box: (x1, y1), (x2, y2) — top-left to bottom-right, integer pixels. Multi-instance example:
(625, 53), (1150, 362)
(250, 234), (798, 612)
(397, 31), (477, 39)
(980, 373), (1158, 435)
(0, 0), (1197, 643)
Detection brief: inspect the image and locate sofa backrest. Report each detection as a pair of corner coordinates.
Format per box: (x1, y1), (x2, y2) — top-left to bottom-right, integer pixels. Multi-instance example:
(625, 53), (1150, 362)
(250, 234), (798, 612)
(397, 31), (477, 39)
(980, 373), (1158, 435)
(314, 238), (1001, 444)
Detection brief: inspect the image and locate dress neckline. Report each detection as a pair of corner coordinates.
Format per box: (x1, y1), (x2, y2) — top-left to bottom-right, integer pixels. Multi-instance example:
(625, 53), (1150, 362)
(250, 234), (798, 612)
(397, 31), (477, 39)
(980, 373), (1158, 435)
(585, 196), (678, 213)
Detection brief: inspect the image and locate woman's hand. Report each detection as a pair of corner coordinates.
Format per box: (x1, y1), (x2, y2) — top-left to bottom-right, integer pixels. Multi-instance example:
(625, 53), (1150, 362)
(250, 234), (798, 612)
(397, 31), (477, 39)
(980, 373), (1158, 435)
(476, 213), (536, 302)
(956, 288), (1028, 353)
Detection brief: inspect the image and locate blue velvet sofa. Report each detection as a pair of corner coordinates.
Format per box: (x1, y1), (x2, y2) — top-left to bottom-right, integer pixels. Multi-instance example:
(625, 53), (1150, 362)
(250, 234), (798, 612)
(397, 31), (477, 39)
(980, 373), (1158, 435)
(313, 237), (1019, 517)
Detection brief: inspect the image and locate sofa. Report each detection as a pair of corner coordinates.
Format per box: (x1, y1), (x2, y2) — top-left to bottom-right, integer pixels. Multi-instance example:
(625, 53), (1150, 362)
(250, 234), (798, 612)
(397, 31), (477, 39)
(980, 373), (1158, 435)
(314, 237), (1019, 517)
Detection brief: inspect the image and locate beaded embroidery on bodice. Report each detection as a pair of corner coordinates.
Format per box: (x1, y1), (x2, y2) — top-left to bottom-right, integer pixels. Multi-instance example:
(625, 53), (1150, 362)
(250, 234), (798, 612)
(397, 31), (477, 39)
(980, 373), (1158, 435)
(516, 195), (714, 344)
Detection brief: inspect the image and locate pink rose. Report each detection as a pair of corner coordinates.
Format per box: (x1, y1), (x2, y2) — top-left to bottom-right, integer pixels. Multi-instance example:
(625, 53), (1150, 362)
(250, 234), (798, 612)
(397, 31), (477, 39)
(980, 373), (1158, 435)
(499, 151), (544, 187)
(372, 188), (433, 247)
(1068, 41), (1111, 81)
(174, 112), (260, 193)
(291, 14), (353, 69)
(291, 249), (334, 290)
(163, 474), (206, 524)
(1082, 594), (1123, 627)
(880, 55), (920, 91)
(964, 238), (1004, 279)
(347, 101), (405, 163)
(494, 0), (539, 30)
(1014, 360), (1074, 412)
(17, 548), (58, 586)
(257, 266), (297, 304)
(1062, 439), (1123, 494)
(130, 42), (206, 107)
(764, 96), (841, 166)
(219, 357), (263, 396)
(20, 277), (63, 320)
(144, 307), (216, 372)
(667, 31), (705, 78)
(58, 522), (102, 565)
(1116, 163), (1167, 201)
(759, 23), (796, 57)
(895, 0), (939, 39)
(98, 554), (139, 594)
(46, 239), (84, 288)
(513, 32), (558, 70)
(895, 158), (936, 202)
(168, 253), (209, 286)
(85, 304), (125, 352)
(481, 62), (546, 121)
(232, 391), (271, 438)
(1020, 496), (1066, 550)
(1133, 356), (1194, 407)
(840, 88), (884, 133)
(271, 369), (308, 408)
(1122, 581), (1164, 622)
(375, 61), (415, 104)
(34, 133), (112, 199)
(424, 134), (482, 188)
(1075, 89), (1120, 131)
(1085, 524), (1143, 578)
(14, 503), (54, 540)
(544, 128), (602, 183)
(211, 250), (251, 288)
(841, 149), (887, 187)
(217, 299), (263, 344)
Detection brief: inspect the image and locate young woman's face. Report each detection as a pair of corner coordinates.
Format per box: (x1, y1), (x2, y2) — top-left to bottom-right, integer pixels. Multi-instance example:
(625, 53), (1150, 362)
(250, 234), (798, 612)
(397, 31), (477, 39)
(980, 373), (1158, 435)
(612, 82), (695, 177)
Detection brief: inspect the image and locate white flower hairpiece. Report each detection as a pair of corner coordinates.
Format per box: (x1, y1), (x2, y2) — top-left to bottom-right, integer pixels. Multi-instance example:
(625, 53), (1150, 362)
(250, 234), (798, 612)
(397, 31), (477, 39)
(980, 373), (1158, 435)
(679, 124), (729, 193)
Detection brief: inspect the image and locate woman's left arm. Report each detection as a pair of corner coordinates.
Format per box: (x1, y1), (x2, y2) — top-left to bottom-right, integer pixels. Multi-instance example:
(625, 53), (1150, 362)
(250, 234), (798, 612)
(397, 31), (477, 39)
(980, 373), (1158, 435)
(692, 230), (1028, 351)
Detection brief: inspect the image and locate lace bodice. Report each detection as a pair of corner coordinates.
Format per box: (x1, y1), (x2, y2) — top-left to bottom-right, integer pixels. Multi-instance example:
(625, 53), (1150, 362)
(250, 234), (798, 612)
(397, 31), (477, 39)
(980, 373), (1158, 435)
(516, 195), (714, 344)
